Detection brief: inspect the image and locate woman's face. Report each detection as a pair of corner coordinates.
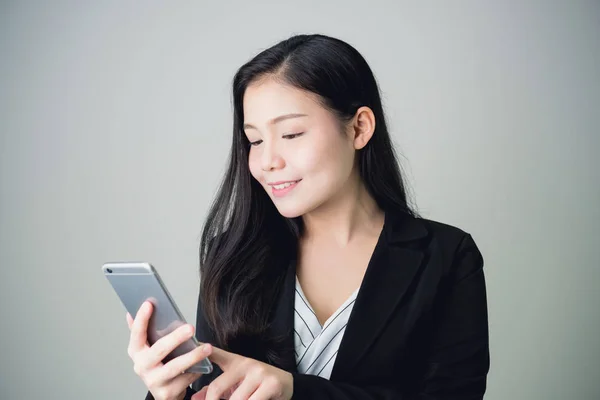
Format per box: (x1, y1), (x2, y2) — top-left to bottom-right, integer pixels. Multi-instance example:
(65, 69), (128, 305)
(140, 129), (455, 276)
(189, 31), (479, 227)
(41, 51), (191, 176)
(243, 79), (356, 218)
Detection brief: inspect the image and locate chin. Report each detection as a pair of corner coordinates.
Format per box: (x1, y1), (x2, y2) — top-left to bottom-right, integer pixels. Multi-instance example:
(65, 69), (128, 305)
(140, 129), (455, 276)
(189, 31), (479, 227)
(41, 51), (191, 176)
(273, 204), (305, 219)
(269, 196), (318, 219)
(273, 197), (331, 219)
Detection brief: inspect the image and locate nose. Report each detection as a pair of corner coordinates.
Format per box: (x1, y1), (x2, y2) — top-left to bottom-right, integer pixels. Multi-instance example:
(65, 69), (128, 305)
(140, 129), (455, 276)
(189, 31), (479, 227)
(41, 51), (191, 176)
(261, 142), (285, 171)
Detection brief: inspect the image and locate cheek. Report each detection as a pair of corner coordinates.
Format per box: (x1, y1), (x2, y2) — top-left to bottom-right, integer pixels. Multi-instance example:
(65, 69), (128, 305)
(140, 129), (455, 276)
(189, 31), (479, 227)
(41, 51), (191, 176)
(295, 132), (352, 181)
(248, 150), (263, 182)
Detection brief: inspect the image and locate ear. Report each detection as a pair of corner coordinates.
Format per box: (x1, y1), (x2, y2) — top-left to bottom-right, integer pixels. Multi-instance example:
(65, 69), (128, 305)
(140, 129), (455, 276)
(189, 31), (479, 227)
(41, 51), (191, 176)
(349, 106), (376, 150)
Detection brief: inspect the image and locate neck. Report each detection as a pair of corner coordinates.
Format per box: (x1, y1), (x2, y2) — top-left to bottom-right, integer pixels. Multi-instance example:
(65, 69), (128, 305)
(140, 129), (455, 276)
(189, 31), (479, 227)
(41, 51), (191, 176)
(301, 172), (384, 246)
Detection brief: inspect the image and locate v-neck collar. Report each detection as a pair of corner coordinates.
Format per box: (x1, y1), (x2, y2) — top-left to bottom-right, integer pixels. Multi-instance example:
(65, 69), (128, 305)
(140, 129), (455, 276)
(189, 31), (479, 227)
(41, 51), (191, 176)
(267, 211), (429, 379)
(295, 275), (360, 330)
(294, 275), (360, 378)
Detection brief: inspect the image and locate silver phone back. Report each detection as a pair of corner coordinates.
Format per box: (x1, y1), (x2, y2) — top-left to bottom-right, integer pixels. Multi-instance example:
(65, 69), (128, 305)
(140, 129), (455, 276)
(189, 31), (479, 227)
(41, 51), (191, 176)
(102, 262), (212, 374)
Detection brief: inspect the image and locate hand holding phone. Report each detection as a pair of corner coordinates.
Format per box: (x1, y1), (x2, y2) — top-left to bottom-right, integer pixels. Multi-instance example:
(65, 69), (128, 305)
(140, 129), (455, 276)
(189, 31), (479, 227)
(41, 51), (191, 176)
(127, 300), (213, 400)
(103, 262), (213, 400)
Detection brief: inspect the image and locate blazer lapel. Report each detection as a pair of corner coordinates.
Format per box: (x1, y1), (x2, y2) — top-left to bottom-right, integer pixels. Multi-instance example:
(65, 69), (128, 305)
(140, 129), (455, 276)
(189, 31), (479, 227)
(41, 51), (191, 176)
(330, 212), (428, 380)
(267, 212), (428, 378)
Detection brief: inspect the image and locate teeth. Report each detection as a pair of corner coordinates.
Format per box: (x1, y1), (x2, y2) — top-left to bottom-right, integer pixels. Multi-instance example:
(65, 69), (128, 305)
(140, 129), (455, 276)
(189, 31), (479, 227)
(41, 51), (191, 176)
(273, 181), (297, 190)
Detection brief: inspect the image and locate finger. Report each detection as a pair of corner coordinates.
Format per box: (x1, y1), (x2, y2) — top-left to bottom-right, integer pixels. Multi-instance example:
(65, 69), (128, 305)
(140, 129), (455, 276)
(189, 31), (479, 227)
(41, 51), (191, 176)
(180, 371), (203, 390)
(129, 301), (153, 352)
(154, 372), (201, 398)
(191, 386), (208, 400)
(156, 343), (213, 381)
(228, 376), (260, 400)
(205, 368), (244, 400)
(146, 324), (196, 366)
(126, 313), (133, 330)
(206, 346), (235, 370)
(248, 383), (277, 400)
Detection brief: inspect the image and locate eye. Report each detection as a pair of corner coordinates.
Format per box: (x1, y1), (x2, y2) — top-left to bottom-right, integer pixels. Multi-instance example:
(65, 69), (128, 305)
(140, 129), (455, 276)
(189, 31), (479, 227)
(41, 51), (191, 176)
(249, 139), (263, 147)
(283, 132), (304, 139)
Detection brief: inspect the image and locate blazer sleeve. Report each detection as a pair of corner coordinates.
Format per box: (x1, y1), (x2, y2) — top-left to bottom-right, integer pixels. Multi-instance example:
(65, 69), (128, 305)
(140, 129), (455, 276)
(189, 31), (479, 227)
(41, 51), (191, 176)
(145, 287), (222, 400)
(291, 233), (490, 400)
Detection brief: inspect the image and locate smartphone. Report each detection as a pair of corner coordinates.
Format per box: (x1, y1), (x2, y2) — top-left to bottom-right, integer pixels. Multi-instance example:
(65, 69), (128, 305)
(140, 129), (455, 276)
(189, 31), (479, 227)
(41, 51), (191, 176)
(102, 261), (213, 375)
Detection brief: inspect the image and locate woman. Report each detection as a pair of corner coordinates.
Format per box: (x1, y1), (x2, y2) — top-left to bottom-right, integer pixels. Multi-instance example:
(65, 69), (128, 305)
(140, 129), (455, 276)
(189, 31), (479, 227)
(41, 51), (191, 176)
(126, 33), (490, 400)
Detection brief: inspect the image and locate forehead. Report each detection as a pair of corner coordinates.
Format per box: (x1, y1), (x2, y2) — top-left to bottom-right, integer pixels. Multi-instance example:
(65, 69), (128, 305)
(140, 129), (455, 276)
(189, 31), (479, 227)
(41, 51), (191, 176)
(243, 79), (325, 125)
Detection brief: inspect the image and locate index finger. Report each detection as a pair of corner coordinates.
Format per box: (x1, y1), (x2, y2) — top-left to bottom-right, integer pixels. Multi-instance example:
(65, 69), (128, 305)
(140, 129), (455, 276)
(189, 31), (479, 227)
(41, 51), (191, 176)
(207, 346), (236, 369)
(129, 301), (152, 352)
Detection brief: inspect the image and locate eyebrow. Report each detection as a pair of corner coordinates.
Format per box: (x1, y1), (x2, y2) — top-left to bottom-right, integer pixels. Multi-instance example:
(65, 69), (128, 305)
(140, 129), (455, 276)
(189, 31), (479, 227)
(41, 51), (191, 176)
(243, 113), (308, 130)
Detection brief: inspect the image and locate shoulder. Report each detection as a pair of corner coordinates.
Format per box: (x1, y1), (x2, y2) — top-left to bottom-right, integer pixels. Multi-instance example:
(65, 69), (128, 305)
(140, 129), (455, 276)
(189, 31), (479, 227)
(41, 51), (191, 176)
(417, 217), (473, 247)
(415, 217), (485, 281)
(388, 211), (475, 250)
(388, 212), (484, 274)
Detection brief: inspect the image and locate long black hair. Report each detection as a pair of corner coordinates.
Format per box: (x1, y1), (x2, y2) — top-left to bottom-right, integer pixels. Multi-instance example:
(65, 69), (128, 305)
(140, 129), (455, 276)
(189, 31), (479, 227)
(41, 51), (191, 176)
(199, 33), (418, 365)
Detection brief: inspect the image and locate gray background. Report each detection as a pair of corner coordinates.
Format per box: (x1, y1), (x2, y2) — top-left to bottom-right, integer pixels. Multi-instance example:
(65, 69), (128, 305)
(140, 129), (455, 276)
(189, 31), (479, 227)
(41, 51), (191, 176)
(1, 1), (599, 399)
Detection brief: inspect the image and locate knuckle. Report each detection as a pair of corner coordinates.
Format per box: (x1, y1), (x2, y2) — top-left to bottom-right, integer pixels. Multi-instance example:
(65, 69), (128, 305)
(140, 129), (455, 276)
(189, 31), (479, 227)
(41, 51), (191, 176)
(162, 388), (175, 399)
(152, 344), (169, 361)
(241, 358), (254, 369)
(127, 343), (140, 359)
(264, 376), (280, 390)
(253, 364), (267, 377)
(145, 377), (161, 392)
(154, 388), (169, 400)
(133, 362), (143, 377)
(165, 363), (182, 378)
(132, 354), (151, 378)
(155, 333), (186, 358)
(207, 383), (221, 396)
(178, 324), (190, 336)
(155, 385), (177, 400)
(153, 340), (174, 360)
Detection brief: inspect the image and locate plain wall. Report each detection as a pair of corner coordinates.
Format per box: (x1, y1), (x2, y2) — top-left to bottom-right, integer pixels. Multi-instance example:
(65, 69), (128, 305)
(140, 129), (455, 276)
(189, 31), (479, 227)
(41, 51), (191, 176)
(1, 1), (598, 399)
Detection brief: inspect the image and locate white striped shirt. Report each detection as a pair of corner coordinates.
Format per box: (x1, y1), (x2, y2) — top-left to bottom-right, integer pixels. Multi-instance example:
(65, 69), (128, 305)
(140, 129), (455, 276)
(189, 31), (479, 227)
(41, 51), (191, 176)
(294, 276), (359, 379)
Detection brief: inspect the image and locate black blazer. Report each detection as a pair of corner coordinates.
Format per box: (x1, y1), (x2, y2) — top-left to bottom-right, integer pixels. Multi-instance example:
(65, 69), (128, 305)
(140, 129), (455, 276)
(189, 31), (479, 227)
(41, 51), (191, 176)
(148, 211), (490, 399)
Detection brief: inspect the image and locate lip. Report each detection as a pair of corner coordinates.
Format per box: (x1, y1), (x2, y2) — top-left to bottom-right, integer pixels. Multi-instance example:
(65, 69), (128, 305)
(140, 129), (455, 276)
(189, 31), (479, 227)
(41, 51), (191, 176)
(268, 180), (300, 186)
(268, 179), (301, 198)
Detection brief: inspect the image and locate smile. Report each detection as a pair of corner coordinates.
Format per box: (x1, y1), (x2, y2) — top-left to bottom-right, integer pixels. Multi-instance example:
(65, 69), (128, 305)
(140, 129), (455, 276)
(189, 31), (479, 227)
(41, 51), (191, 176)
(272, 181), (297, 189)
(269, 180), (301, 197)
